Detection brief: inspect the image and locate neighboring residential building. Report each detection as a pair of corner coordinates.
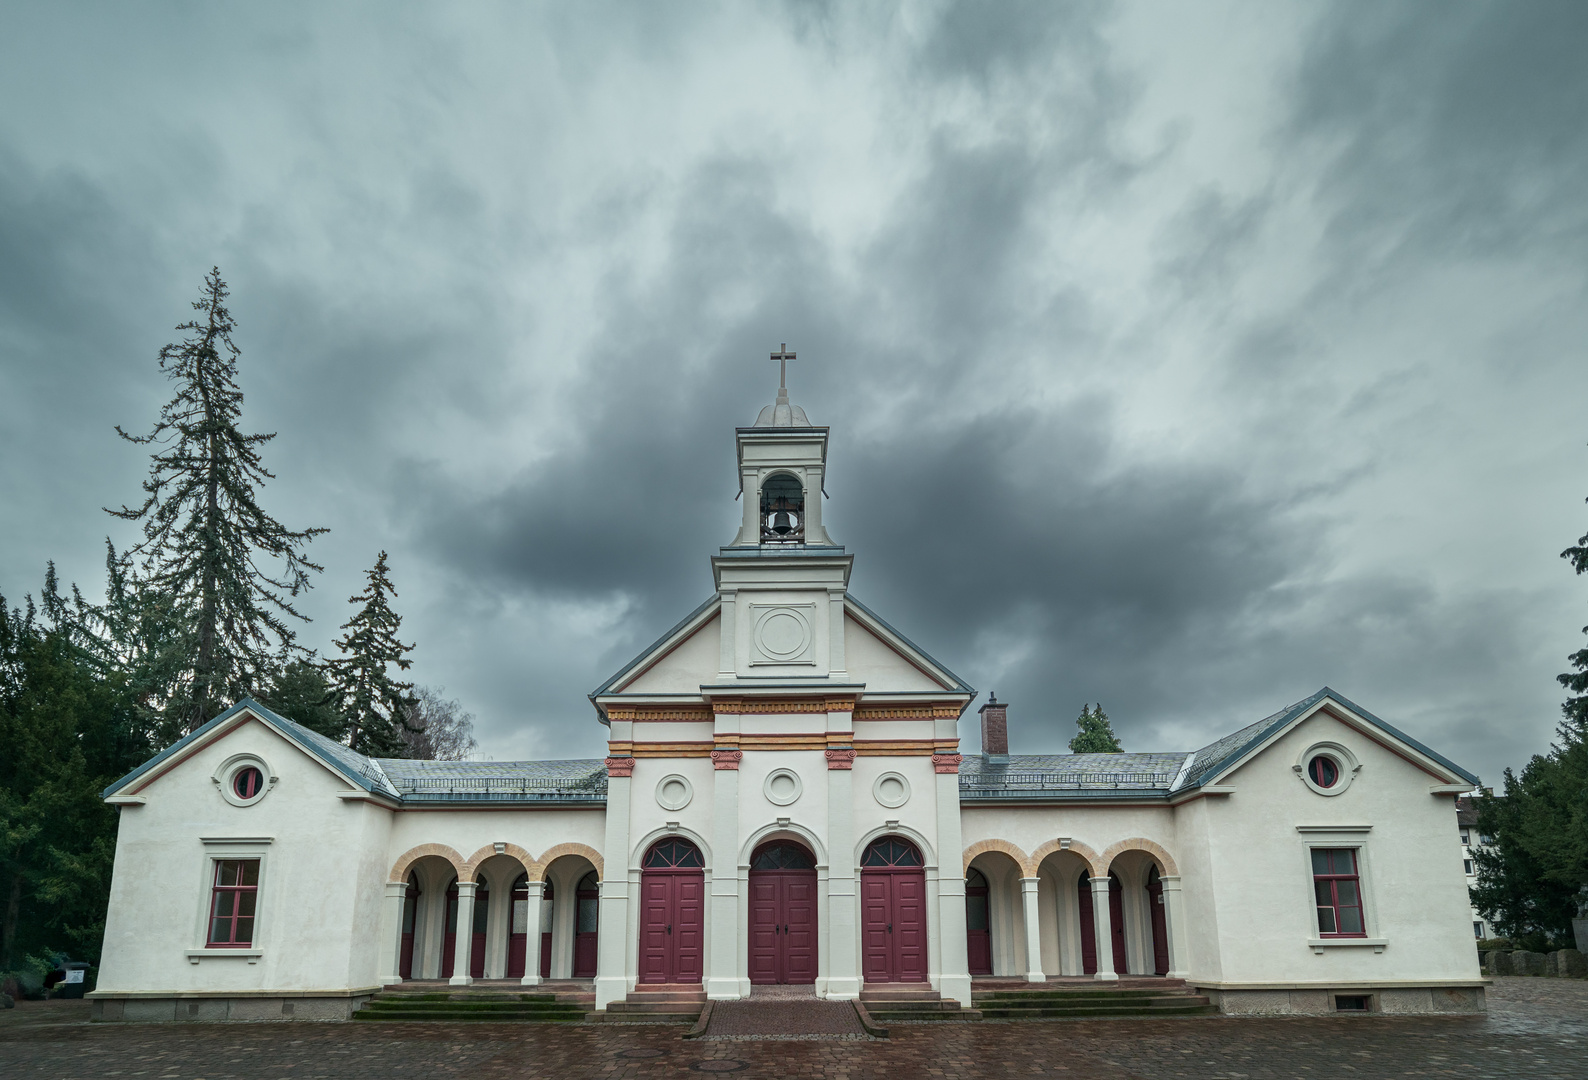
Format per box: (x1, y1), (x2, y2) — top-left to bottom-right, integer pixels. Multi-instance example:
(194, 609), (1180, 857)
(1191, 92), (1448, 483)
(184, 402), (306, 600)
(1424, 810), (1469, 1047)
(88, 376), (1488, 1021)
(1456, 793), (1495, 939)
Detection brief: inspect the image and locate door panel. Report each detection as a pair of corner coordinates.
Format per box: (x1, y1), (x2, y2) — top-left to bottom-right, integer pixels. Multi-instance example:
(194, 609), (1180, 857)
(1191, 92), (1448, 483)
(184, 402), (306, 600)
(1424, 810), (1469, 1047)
(638, 876), (672, 983)
(674, 874), (705, 983)
(861, 874), (892, 982)
(1077, 879), (1097, 975)
(1148, 880), (1170, 975)
(892, 871), (927, 982)
(748, 877), (781, 984)
(1108, 874), (1127, 975)
(539, 932), (552, 979)
(783, 875), (816, 984)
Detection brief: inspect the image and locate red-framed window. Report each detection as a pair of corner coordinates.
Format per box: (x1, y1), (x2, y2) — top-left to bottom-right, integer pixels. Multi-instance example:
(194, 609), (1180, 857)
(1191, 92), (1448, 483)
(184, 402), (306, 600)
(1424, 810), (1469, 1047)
(232, 767), (264, 800)
(208, 859), (260, 946)
(1311, 848), (1364, 936)
(1307, 755), (1339, 788)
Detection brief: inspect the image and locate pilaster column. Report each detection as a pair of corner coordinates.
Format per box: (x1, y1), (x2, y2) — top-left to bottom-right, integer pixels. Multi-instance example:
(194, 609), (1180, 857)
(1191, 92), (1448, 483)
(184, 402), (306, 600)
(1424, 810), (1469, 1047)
(595, 756), (634, 1009)
(520, 880), (546, 986)
(1019, 878), (1044, 983)
(1159, 875), (1190, 978)
(381, 881), (408, 985)
(934, 758), (971, 1005)
(1089, 877), (1119, 981)
(450, 881), (477, 986)
(707, 748), (743, 999)
(825, 724), (859, 999)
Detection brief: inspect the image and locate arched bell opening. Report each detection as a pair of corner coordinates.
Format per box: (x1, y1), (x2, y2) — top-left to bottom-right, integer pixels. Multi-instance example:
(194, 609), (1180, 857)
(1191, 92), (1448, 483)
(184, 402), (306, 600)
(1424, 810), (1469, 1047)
(748, 840), (817, 985)
(759, 472), (805, 543)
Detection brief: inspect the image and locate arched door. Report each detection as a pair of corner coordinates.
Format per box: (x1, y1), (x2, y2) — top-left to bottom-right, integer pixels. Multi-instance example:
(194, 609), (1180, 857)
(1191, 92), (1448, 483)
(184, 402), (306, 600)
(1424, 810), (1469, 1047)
(470, 881), (490, 978)
(507, 874), (529, 978)
(574, 871), (600, 978)
(860, 837), (926, 983)
(639, 838), (705, 984)
(965, 867), (991, 976)
(399, 872), (420, 980)
(748, 841), (817, 985)
(441, 879), (459, 978)
(1146, 867), (1170, 976)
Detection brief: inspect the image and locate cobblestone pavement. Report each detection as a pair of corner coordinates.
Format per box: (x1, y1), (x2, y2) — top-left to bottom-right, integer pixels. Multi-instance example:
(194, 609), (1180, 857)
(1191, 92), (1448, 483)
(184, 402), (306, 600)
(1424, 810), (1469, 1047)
(1, 978), (1584, 1080)
(702, 997), (870, 1039)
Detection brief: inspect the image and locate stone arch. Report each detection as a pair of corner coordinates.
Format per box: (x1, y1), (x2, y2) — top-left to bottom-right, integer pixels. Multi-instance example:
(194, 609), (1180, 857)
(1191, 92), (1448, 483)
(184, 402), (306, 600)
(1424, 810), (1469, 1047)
(1028, 838), (1104, 879)
(388, 842), (467, 883)
(630, 825), (712, 872)
(739, 820), (828, 868)
(855, 823), (937, 869)
(961, 838), (1031, 877)
(1099, 837), (1179, 877)
(534, 842), (605, 882)
(460, 842), (537, 884)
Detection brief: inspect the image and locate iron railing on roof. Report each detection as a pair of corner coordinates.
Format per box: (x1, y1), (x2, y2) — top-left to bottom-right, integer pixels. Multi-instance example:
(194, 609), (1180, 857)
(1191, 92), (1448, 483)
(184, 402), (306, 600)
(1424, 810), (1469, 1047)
(960, 770), (1176, 792)
(391, 775), (608, 802)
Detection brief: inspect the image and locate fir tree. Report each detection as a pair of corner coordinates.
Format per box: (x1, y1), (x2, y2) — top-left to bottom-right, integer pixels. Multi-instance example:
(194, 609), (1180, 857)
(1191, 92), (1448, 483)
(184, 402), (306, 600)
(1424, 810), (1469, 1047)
(1069, 703), (1123, 753)
(258, 658), (345, 742)
(326, 552), (415, 757)
(108, 268), (326, 734)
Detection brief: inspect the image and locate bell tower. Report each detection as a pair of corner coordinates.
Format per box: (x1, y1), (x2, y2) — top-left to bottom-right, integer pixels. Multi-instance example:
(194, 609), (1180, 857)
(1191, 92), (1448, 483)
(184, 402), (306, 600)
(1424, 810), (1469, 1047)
(714, 345), (850, 682)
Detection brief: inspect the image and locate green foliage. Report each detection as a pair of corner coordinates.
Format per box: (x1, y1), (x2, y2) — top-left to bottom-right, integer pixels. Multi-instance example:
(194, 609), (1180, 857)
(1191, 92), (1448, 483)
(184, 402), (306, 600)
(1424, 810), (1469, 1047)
(1068, 702), (1123, 753)
(0, 567), (149, 971)
(326, 552), (416, 757)
(257, 659), (345, 741)
(107, 268), (327, 733)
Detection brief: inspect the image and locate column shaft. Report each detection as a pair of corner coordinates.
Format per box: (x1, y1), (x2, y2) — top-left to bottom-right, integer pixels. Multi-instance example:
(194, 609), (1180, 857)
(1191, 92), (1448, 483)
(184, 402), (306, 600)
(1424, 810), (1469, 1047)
(707, 765), (742, 999)
(1160, 875), (1190, 979)
(450, 882), (477, 986)
(381, 881), (408, 985)
(520, 880), (546, 985)
(1089, 877), (1119, 981)
(1019, 877), (1044, 983)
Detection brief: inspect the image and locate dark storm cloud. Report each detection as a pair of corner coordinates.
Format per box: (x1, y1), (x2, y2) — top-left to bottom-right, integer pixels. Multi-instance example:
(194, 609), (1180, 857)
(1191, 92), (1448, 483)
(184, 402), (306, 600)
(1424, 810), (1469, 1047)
(1, 2), (1582, 775)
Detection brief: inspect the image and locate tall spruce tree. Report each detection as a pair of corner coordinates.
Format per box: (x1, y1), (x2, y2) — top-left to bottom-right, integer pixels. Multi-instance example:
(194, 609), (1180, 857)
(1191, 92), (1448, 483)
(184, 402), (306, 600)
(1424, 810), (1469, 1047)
(326, 552), (415, 757)
(1069, 702), (1123, 753)
(108, 268), (326, 735)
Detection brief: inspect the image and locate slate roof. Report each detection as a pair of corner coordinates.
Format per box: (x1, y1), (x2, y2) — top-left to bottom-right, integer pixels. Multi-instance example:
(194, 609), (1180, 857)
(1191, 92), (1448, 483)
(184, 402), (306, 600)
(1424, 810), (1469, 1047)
(958, 687), (1478, 801)
(376, 757), (608, 804)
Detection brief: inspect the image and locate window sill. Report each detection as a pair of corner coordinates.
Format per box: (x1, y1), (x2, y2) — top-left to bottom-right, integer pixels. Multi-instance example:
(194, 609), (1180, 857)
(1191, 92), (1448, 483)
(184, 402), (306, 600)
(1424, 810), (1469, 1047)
(186, 949), (262, 964)
(1309, 938), (1386, 954)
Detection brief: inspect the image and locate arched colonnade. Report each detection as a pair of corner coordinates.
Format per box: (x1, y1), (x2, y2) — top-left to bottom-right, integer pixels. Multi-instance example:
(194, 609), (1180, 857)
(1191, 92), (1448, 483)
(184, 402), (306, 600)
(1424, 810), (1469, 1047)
(962, 837), (1188, 981)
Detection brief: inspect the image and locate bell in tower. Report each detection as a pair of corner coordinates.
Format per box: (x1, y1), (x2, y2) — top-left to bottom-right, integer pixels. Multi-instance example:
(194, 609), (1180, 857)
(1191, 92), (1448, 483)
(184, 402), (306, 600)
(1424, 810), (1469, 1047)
(760, 472), (805, 542)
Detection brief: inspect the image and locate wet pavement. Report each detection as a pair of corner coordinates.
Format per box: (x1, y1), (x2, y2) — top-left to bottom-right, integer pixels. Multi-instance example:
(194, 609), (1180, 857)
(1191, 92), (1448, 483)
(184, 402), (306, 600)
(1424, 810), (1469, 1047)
(1, 977), (1584, 1079)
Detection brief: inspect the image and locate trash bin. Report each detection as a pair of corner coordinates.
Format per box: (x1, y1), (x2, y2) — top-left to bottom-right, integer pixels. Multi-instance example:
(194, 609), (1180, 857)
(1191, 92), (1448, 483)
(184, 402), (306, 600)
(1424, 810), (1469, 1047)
(54, 961), (91, 999)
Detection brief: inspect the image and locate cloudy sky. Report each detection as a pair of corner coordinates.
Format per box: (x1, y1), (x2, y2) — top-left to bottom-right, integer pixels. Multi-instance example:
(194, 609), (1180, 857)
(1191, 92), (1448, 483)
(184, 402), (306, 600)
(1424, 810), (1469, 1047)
(2, 1), (1584, 780)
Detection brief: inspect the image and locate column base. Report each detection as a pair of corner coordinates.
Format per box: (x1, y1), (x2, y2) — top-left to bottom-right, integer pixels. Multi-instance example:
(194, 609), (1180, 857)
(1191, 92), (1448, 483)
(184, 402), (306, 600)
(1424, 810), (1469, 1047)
(705, 977), (747, 1000)
(936, 973), (973, 1006)
(379, 973), (402, 986)
(1024, 971), (1046, 983)
(448, 974), (474, 987)
(594, 975), (630, 1010)
(1093, 970), (1120, 982)
(1167, 969), (1189, 979)
(822, 976), (861, 1001)
(519, 974), (542, 986)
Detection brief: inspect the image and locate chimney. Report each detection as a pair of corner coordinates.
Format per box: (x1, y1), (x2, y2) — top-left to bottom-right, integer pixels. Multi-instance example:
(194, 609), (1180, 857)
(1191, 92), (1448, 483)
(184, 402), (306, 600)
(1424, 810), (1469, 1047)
(979, 693), (1009, 762)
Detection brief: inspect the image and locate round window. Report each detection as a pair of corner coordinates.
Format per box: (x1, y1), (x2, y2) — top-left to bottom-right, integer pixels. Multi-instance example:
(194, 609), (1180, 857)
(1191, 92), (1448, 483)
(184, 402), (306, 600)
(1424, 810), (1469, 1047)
(233, 766), (265, 800)
(1308, 755), (1339, 789)
(1297, 743), (1357, 796)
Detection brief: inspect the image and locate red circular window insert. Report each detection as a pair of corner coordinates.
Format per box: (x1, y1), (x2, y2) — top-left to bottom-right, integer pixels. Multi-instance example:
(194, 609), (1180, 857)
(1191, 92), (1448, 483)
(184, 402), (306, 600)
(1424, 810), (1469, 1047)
(1307, 755), (1340, 788)
(233, 766), (264, 800)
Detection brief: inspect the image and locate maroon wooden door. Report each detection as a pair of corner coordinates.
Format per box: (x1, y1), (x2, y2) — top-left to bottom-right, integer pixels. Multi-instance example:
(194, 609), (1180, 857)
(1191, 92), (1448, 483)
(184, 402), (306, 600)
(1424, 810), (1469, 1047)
(639, 839), (705, 984)
(1077, 877), (1097, 975)
(1108, 874), (1127, 975)
(441, 880), (459, 978)
(399, 874), (419, 980)
(1146, 868), (1170, 976)
(860, 837), (927, 983)
(507, 875), (529, 978)
(748, 842), (817, 984)
(574, 872), (600, 978)
(470, 883), (490, 978)
(965, 868), (991, 976)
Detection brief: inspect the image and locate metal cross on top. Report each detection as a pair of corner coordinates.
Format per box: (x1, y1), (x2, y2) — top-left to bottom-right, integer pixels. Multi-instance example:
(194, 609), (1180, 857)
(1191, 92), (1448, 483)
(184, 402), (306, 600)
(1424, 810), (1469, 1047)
(771, 343), (796, 393)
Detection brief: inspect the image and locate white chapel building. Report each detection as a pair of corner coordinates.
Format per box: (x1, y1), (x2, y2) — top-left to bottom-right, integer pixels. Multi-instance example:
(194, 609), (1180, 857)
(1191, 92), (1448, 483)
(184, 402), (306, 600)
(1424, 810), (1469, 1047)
(91, 372), (1487, 1020)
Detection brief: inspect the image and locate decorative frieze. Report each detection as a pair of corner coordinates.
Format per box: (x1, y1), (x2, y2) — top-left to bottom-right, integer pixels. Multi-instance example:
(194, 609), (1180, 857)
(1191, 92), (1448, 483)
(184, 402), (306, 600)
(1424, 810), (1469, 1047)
(711, 749), (743, 771)
(825, 748), (856, 770)
(606, 705), (713, 722)
(853, 702), (962, 720)
(711, 697), (856, 715)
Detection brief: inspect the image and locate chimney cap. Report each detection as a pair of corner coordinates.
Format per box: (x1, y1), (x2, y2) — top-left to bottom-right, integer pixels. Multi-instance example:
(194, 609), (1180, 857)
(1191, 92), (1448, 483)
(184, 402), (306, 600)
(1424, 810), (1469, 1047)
(978, 693), (1005, 714)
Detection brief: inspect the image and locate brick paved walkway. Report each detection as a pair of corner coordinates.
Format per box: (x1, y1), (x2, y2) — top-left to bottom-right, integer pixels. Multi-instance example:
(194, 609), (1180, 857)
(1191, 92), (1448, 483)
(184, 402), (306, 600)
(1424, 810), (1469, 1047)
(1, 978), (1584, 1079)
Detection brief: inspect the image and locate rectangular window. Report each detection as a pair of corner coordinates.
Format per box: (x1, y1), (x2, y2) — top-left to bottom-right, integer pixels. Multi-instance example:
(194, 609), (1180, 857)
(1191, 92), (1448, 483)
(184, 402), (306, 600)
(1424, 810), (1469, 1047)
(1311, 848), (1365, 937)
(207, 859), (259, 946)
(1464, 859), (1474, 875)
(1460, 830), (1470, 845)
(1474, 921), (1485, 939)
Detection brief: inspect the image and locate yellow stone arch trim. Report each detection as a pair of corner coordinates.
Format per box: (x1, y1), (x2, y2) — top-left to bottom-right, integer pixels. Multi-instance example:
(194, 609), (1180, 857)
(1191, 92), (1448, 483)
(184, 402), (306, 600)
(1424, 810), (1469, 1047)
(1099, 837), (1179, 877)
(460, 843), (537, 883)
(534, 842), (604, 882)
(1028, 838), (1103, 879)
(961, 838), (1031, 877)
(388, 843), (466, 883)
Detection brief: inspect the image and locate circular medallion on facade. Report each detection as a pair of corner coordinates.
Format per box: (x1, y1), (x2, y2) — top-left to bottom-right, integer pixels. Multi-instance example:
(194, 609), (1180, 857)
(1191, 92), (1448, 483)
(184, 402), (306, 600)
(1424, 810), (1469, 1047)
(656, 774), (694, 811)
(872, 771), (911, 808)
(763, 768), (803, 806)
(754, 607), (811, 661)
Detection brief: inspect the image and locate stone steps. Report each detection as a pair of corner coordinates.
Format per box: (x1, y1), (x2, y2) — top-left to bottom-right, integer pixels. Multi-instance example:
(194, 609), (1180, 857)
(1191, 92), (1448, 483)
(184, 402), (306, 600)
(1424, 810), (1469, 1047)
(971, 984), (1216, 1020)
(860, 984), (980, 1022)
(596, 985), (707, 1025)
(355, 990), (590, 1023)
